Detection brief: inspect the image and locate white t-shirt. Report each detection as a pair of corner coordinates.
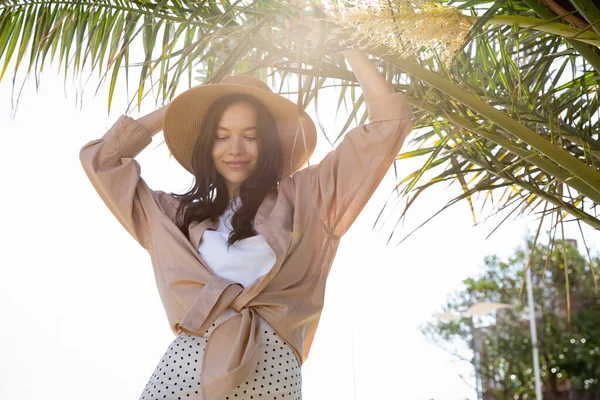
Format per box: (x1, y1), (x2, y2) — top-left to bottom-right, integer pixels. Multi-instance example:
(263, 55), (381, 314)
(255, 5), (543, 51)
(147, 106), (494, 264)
(197, 198), (276, 328)
(198, 199), (276, 288)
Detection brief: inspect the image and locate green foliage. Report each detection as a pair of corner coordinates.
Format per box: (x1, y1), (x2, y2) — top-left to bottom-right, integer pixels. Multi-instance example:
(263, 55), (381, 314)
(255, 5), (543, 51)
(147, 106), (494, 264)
(1, 0), (600, 241)
(422, 239), (600, 399)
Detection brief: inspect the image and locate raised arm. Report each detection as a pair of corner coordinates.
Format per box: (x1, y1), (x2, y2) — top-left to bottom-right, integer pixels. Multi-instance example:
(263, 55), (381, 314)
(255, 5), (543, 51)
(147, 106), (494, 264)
(137, 104), (169, 137)
(292, 49), (414, 238)
(342, 49), (395, 99)
(79, 105), (174, 251)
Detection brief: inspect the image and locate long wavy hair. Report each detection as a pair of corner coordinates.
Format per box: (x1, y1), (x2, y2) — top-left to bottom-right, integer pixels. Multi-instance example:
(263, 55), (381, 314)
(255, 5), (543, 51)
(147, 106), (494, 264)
(172, 94), (283, 247)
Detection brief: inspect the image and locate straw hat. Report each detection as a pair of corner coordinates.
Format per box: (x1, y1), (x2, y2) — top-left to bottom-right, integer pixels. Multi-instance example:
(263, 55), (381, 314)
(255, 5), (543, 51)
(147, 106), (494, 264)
(162, 75), (317, 178)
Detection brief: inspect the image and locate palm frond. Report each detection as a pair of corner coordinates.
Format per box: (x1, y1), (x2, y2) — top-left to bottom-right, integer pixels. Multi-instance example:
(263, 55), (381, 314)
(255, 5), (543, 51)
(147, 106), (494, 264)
(1, 0), (599, 243)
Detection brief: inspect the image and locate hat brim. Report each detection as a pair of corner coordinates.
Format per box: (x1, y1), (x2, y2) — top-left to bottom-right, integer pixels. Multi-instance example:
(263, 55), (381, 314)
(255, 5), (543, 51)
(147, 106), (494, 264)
(163, 83), (317, 178)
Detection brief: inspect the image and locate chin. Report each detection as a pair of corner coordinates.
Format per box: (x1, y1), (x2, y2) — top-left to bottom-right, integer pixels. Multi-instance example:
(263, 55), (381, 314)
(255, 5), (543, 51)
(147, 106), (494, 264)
(227, 176), (250, 185)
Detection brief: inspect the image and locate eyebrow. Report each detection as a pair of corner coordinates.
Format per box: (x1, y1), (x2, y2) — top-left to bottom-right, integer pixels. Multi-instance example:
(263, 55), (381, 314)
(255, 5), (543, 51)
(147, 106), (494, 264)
(217, 126), (257, 132)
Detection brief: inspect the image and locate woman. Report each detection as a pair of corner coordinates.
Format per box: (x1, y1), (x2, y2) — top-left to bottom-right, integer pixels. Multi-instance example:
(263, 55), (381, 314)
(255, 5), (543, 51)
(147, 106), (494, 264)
(79, 42), (413, 399)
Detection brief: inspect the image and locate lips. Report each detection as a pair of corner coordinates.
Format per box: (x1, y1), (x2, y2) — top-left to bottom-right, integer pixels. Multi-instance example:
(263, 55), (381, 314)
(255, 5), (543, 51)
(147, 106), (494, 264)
(225, 161), (250, 170)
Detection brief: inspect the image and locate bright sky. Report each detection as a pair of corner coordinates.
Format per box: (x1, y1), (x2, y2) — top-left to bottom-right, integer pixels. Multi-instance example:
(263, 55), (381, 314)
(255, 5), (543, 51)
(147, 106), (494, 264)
(1, 62), (599, 400)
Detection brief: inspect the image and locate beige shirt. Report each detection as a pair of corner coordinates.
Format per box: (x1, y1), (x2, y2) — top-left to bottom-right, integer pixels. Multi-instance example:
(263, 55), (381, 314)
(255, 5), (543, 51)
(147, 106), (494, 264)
(79, 88), (414, 399)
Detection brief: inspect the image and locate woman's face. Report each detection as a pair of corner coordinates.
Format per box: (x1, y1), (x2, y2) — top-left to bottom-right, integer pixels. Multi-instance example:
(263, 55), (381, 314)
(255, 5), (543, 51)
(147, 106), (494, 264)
(212, 101), (259, 199)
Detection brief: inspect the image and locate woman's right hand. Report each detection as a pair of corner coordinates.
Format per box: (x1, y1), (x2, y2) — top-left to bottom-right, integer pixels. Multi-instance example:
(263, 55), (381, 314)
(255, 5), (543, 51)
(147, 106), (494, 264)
(136, 104), (169, 137)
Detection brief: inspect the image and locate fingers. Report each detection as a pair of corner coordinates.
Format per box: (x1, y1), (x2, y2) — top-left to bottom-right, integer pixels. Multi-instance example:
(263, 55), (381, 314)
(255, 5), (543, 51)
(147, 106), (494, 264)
(289, 0), (305, 10)
(289, 1), (322, 21)
(286, 1), (327, 46)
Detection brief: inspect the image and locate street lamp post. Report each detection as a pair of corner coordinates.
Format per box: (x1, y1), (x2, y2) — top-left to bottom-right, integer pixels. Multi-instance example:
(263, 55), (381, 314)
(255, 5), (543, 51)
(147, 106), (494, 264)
(466, 316), (482, 400)
(526, 265), (543, 400)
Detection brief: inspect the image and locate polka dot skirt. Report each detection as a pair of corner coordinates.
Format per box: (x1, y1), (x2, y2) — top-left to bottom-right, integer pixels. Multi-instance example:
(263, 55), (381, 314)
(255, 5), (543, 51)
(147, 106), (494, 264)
(139, 315), (302, 400)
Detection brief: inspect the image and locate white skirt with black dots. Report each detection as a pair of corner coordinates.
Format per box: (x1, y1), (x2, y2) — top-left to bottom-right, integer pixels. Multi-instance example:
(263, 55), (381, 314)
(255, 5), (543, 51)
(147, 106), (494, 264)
(139, 310), (302, 400)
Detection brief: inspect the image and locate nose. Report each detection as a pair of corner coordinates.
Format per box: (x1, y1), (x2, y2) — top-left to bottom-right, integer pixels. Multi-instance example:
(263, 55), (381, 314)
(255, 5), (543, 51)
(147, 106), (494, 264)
(228, 136), (244, 155)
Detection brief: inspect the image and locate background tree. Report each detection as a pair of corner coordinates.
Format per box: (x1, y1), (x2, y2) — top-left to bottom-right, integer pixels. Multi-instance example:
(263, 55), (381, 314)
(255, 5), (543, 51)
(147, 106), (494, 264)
(1, 0), (599, 244)
(421, 238), (600, 399)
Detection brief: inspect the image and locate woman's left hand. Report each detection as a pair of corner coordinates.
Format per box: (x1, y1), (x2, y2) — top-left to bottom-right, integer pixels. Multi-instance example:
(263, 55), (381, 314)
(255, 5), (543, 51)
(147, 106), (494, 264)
(284, 1), (330, 47)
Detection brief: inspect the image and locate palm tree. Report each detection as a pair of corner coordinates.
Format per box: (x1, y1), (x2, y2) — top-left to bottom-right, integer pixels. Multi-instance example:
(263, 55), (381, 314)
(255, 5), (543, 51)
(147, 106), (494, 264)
(2, 0), (599, 249)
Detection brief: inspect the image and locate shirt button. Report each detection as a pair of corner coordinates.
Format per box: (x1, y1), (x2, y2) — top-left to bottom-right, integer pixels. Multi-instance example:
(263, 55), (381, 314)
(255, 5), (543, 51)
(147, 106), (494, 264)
(255, 219), (263, 225)
(268, 237), (276, 244)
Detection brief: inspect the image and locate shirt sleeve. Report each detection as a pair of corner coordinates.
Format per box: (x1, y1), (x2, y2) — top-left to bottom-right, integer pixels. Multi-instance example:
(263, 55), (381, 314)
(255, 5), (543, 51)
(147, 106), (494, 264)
(293, 90), (414, 238)
(79, 114), (171, 251)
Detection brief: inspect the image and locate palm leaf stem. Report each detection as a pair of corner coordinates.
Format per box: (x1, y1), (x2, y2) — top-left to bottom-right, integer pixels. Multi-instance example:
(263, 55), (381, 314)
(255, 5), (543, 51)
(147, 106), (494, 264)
(471, 14), (600, 46)
(369, 49), (600, 203)
(522, 0), (600, 74)
(441, 150), (600, 229)
(417, 101), (600, 206)
(567, 0), (600, 38)
(479, 96), (600, 162)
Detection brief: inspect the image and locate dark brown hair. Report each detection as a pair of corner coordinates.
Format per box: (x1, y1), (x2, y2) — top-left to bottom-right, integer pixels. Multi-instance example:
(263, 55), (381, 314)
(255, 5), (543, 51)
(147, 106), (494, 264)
(172, 94), (283, 247)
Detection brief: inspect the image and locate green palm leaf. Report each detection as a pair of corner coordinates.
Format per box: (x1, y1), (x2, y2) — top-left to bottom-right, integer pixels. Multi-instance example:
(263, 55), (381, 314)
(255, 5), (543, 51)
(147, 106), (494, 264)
(1, 0), (599, 246)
